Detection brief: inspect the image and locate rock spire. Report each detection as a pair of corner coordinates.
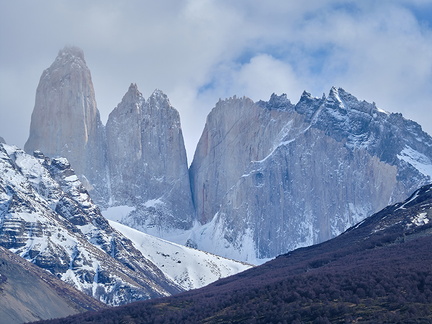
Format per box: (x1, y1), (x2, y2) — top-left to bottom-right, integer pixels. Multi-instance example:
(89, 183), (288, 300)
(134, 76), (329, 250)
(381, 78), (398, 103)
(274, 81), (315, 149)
(24, 46), (108, 203)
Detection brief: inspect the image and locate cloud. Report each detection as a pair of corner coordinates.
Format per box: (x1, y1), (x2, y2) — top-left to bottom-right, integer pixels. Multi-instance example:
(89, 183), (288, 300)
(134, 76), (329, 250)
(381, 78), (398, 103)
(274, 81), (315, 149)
(0, 0), (432, 162)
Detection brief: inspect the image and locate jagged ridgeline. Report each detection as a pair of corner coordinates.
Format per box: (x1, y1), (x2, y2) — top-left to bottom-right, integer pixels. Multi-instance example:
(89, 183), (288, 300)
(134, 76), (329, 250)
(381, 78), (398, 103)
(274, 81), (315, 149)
(24, 46), (432, 263)
(189, 89), (432, 261)
(24, 46), (194, 233)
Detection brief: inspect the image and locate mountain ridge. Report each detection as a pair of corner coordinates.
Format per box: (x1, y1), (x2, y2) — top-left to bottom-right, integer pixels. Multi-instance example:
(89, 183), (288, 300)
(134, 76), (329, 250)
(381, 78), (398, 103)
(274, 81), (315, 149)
(22, 47), (432, 264)
(189, 86), (432, 261)
(0, 143), (182, 305)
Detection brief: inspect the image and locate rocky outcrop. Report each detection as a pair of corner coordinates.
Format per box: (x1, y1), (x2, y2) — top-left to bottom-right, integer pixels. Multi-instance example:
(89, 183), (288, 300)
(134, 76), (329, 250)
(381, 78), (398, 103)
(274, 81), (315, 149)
(24, 46), (108, 204)
(105, 84), (194, 234)
(189, 88), (432, 262)
(0, 143), (181, 305)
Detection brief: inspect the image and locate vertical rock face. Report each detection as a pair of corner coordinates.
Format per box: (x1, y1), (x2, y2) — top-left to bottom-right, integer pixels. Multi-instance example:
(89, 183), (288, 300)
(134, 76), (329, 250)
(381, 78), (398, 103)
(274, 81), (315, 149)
(105, 84), (143, 204)
(24, 47), (194, 237)
(190, 95), (295, 225)
(189, 88), (432, 262)
(105, 85), (194, 232)
(24, 46), (107, 204)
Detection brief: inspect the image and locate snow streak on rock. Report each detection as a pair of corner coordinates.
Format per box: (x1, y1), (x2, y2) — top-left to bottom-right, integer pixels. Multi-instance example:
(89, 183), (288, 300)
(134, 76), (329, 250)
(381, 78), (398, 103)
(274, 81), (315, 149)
(189, 87), (432, 262)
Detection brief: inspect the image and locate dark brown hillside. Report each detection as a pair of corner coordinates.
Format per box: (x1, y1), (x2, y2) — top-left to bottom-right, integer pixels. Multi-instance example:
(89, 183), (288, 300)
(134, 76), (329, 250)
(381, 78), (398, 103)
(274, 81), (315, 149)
(36, 184), (432, 323)
(0, 247), (105, 324)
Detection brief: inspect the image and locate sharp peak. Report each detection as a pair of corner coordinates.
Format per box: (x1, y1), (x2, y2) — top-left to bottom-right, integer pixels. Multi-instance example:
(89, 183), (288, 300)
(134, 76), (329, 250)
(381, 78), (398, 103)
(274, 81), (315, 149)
(216, 95), (254, 105)
(328, 86), (349, 97)
(126, 83), (142, 96)
(149, 89), (171, 103)
(57, 46), (85, 61)
(148, 89), (172, 107)
(150, 88), (167, 97)
(300, 87), (346, 99)
(118, 83), (144, 106)
(269, 92), (289, 101)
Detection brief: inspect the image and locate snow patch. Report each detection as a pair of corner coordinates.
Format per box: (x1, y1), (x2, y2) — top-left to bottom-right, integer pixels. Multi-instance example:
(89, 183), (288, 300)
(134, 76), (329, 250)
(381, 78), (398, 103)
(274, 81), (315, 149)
(64, 175), (79, 182)
(101, 205), (136, 223)
(397, 146), (432, 179)
(410, 212), (429, 227)
(144, 198), (164, 208)
(109, 220), (252, 290)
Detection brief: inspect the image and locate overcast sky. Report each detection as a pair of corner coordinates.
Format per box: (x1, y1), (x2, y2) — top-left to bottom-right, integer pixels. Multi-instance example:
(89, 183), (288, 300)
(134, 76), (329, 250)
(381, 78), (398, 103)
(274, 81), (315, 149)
(1, 0), (432, 162)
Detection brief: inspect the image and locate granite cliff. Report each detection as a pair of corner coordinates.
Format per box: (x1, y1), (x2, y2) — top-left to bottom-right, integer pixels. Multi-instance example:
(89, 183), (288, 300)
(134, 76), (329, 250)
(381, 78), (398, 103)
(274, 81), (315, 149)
(105, 84), (194, 234)
(189, 88), (432, 262)
(24, 47), (194, 235)
(24, 46), (108, 204)
(23, 47), (432, 264)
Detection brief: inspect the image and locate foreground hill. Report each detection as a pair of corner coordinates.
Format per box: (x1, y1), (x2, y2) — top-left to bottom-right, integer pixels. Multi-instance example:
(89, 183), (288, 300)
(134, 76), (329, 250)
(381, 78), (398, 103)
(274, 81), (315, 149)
(39, 184), (432, 323)
(0, 246), (105, 324)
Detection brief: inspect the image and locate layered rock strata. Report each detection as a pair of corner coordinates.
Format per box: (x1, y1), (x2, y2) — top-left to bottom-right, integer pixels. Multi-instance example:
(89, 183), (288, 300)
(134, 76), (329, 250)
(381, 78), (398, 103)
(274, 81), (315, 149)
(0, 143), (181, 305)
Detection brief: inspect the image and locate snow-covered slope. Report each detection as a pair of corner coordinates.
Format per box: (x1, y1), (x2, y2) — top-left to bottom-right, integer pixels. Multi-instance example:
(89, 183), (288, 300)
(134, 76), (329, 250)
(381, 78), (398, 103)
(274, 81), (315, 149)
(0, 144), (181, 305)
(108, 220), (252, 290)
(0, 143), (251, 308)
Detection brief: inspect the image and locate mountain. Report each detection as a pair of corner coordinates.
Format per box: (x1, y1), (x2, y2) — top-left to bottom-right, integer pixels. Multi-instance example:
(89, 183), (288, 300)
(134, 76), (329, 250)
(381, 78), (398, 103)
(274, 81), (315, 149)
(105, 84), (194, 235)
(189, 88), (432, 262)
(0, 246), (105, 324)
(0, 136), (5, 144)
(0, 143), (249, 308)
(25, 47), (194, 237)
(0, 143), (182, 305)
(24, 46), (108, 204)
(37, 184), (432, 323)
(23, 47), (432, 265)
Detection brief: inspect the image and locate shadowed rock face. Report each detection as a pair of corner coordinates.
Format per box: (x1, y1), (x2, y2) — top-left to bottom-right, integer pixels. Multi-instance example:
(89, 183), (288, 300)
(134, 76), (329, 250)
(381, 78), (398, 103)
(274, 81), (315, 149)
(189, 88), (432, 261)
(24, 46), (108, 204)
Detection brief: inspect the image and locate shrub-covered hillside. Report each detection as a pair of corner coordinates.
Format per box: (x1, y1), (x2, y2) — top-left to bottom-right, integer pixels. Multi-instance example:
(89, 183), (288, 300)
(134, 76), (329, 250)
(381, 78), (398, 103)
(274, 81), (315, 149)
(36, 185), (432, 323)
